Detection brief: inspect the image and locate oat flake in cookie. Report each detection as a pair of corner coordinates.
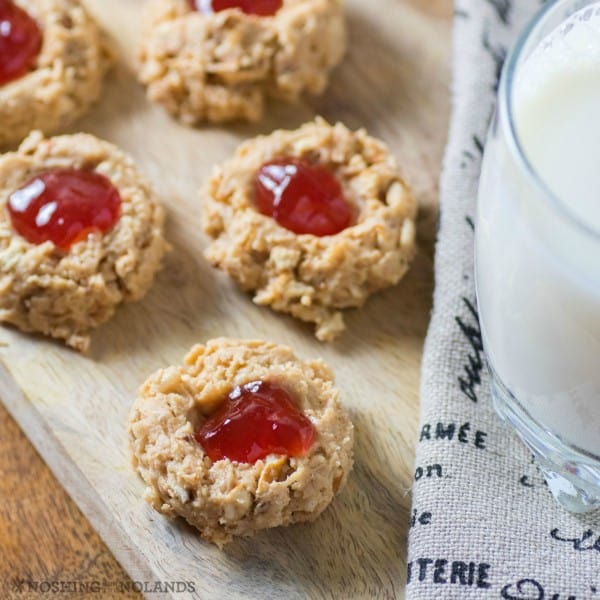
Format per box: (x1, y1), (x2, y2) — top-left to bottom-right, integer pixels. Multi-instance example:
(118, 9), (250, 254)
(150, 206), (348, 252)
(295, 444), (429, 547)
(203, 118), (418, 341)
(128, 338), (354, 547)
(137, 0), (346, 124)
(0, 0), (112, 147)
(0, 131), (169, 351)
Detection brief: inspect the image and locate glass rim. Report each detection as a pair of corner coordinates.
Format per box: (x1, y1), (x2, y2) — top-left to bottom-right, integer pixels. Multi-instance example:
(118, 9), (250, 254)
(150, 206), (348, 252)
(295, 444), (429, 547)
(500, 0), (600, 242)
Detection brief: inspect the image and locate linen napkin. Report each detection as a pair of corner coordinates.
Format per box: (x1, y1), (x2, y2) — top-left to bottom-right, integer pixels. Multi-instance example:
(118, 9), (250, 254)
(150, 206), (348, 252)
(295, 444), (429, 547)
(407, 0), (600, 598)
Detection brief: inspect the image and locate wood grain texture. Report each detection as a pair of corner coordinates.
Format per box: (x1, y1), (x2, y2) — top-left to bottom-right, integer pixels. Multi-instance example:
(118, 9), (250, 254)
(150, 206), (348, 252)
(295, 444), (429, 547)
(0, 1), (452, 598)
(0, 402), (141, 600)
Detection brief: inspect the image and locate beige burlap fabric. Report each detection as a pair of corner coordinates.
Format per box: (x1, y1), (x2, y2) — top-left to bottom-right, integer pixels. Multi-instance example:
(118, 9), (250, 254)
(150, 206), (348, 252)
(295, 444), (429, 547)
(407, 1), (600, 597)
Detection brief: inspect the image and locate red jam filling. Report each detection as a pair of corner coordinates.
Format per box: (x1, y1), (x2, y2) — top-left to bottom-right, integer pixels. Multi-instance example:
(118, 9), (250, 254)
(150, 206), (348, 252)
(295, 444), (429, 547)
(0, 0), (42, 86)
(189, 0), (283, 17)
(196, 380), (316, 464)
(7, 169), (122, 250)
(254, 157), (353, 237)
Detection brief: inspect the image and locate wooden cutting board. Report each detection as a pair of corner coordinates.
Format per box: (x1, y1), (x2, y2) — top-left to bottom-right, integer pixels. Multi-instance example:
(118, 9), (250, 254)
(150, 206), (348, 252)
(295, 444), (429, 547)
(0, 1), (452, 598)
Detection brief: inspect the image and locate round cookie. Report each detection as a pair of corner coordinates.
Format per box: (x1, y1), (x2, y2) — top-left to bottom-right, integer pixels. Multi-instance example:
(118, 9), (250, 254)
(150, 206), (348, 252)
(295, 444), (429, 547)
(128, 338), (354, 547)
(137, 0), (346, 124)
(203, 118), (418, 341)
(0, 131), (169, 351)
(0, 0), (112, 147)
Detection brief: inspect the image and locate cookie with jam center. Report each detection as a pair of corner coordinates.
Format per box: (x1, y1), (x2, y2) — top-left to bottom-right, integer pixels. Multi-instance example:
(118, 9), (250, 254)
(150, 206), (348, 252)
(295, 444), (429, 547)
(0, 131), (169, 351)
(128, 338), (354, 547)
(0, 0), (112, 147)
(137, 0), (346, 123)
(203, 118), (418, 341)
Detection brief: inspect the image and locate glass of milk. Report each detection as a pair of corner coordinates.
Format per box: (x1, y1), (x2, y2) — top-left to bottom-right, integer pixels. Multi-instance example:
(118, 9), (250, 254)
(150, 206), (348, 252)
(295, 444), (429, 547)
(476, 0), (600, 513)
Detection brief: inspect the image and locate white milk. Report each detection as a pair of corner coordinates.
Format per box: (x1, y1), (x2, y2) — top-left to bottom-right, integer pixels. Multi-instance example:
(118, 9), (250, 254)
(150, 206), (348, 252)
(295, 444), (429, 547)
(476, 5), (600, 457)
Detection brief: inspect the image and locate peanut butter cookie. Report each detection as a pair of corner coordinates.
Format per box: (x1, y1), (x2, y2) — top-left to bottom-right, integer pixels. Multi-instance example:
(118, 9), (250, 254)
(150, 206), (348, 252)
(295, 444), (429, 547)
(128, 338), (354, 547)
(137, 0), (346, 123)
(0, 131), (169, 351)
(203, 118), (418, 341)
(0, 0), (112, 147)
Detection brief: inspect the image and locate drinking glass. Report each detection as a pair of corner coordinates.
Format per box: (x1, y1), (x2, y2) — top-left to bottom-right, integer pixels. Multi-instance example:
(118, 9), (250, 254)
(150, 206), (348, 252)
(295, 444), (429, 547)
(476, 0), (600, 513)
